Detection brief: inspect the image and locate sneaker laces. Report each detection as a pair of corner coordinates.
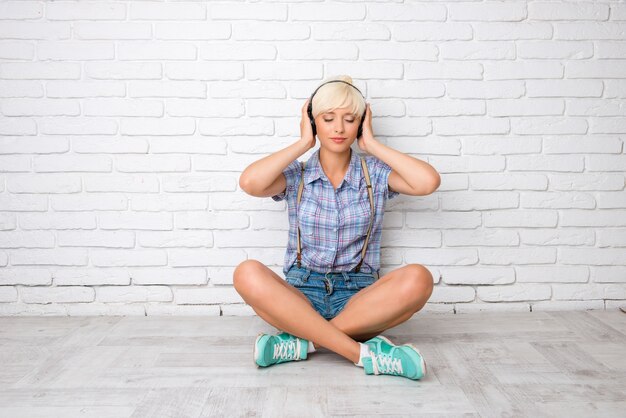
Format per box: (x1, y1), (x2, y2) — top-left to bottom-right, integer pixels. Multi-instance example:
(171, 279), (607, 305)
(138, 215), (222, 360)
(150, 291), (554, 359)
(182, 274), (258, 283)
(273, 336), (301, 361)
(369, 349), (403, 375)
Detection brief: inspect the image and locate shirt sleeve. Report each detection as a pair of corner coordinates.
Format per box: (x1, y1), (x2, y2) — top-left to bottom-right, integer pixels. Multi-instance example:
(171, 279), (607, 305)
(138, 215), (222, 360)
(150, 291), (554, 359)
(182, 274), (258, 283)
(373, 157), (400, 201)
(271, 159), (302, 202)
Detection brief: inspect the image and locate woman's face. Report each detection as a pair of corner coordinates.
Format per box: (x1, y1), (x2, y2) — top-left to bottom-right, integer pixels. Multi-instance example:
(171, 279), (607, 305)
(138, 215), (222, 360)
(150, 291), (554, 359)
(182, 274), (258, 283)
(314, 107), (360, 150)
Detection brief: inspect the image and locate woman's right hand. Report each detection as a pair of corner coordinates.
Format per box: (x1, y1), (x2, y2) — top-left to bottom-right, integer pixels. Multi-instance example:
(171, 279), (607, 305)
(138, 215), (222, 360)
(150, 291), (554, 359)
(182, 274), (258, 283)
(299, 98), (316, 151)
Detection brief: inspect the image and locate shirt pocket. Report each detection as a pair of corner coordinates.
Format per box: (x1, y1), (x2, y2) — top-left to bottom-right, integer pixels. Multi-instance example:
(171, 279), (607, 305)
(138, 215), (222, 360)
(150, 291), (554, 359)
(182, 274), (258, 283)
(297, 194), (320, 237)
(344, 189), (374, 239)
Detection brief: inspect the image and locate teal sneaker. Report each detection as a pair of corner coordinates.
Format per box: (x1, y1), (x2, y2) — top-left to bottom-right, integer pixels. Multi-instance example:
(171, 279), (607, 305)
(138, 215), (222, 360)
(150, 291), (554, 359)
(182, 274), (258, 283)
(352, 335), (396, 366)
(361, 340), (426, 380)
(364, 335), (396, 350)
(254, 331), (308, 368)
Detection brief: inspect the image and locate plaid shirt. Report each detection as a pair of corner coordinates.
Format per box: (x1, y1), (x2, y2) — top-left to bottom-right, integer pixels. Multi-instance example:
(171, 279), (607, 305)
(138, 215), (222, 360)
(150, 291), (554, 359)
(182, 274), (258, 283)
(272, 148), (399, 276)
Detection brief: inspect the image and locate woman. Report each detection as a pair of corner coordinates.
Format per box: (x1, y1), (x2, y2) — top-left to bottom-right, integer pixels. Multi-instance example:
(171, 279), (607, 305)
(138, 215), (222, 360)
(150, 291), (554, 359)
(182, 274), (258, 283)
(235, 75), (440, 380)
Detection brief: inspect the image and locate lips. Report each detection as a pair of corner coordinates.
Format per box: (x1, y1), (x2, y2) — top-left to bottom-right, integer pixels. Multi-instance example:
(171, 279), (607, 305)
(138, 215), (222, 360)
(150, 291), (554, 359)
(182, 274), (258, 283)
(331, 137), (346, 143)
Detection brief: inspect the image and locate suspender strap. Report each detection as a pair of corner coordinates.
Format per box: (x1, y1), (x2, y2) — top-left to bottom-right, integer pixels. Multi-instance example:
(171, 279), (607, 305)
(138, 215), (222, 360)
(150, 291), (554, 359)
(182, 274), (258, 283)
(295, 157), (375, 273)
(354, 157), (375, 273)
(296, 160), (306, 268)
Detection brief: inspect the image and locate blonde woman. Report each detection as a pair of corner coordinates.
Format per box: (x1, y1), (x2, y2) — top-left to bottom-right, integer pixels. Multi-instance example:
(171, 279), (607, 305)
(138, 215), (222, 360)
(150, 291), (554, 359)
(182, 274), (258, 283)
(236, 75), (440, 380)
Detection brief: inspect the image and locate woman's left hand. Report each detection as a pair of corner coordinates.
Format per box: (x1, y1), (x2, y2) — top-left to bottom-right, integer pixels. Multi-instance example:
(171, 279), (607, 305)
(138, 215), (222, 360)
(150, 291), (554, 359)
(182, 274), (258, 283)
(357, 103), (377, 153)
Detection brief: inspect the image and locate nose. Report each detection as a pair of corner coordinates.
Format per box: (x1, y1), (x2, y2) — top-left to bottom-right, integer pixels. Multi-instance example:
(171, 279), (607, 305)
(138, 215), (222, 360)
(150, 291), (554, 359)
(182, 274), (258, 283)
(334, 121), (344, 133)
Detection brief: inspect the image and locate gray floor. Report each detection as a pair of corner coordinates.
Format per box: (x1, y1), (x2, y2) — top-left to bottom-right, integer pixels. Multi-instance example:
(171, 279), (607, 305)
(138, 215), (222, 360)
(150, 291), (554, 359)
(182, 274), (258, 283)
(0, 310), (625, 417)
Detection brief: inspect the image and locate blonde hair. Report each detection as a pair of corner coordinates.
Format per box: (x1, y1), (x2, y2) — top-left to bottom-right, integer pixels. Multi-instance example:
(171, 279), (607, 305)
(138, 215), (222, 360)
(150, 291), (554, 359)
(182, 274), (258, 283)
(310, 75), (366, 120)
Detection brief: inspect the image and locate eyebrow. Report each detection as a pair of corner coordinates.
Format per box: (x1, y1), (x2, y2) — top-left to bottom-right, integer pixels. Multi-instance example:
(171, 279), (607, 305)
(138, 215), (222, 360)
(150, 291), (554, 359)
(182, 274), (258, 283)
(324, 112), (355, 116)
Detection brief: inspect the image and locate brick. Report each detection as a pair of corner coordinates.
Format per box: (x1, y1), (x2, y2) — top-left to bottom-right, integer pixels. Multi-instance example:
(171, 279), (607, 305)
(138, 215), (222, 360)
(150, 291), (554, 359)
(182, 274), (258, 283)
(477, 284), (551, 302)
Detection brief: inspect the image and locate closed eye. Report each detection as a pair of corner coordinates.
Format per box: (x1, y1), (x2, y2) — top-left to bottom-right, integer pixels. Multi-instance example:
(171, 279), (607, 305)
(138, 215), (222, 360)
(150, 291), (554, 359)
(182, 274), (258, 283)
(324, 119), (355, 123)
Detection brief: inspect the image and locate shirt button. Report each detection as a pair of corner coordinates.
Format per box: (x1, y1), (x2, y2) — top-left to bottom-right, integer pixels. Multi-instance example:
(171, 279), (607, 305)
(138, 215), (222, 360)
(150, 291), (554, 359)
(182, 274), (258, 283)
(333, 228), (337, 232)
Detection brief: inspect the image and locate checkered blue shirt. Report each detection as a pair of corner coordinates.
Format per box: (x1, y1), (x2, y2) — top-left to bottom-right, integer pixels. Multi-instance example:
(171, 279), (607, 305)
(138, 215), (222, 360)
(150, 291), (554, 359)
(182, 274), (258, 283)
(272, 148), (399, 276)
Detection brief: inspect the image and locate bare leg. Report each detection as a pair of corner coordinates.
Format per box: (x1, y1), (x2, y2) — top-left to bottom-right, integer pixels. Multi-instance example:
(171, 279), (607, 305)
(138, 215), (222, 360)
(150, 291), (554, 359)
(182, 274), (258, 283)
(330, 264), (434, 342)
(233, 260), (361, 364)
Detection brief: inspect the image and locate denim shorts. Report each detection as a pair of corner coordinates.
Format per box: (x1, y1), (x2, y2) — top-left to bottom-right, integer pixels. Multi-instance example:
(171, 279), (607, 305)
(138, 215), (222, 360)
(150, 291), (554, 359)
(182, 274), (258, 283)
(284, 264), (380, 320)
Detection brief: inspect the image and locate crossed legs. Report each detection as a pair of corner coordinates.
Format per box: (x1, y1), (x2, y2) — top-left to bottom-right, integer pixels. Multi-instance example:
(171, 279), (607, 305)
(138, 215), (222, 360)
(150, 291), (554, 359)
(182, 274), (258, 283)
(233, 260), (434, 364)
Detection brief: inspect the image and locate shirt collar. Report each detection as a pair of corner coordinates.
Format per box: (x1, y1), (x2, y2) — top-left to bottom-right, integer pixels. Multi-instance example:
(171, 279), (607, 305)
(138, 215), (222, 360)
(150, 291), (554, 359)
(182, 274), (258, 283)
(304, 148), (362, 191)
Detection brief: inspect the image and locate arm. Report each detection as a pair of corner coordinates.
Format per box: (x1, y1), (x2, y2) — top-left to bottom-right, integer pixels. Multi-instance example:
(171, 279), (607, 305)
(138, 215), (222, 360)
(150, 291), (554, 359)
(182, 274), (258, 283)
(368, 140), (441, 196)
(240, 98), (317, 197)
(239, 139), (310, 197)
(357, 103), (440, 196)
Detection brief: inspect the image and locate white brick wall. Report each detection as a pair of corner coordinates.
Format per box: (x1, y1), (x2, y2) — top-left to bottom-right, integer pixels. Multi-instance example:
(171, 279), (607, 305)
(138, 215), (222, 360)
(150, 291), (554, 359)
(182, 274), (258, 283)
(0, 0), (625, 316)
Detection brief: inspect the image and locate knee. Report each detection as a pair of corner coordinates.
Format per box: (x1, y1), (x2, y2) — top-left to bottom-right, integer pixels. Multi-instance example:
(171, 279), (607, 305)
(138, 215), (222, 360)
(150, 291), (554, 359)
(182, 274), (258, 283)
(233, 259), (264, 293)
(402, 264), (434, 304)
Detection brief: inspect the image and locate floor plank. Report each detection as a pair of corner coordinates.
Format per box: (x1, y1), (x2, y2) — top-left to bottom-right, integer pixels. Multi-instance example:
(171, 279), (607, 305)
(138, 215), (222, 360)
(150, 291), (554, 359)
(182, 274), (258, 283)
(0, 310), (624, 417)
